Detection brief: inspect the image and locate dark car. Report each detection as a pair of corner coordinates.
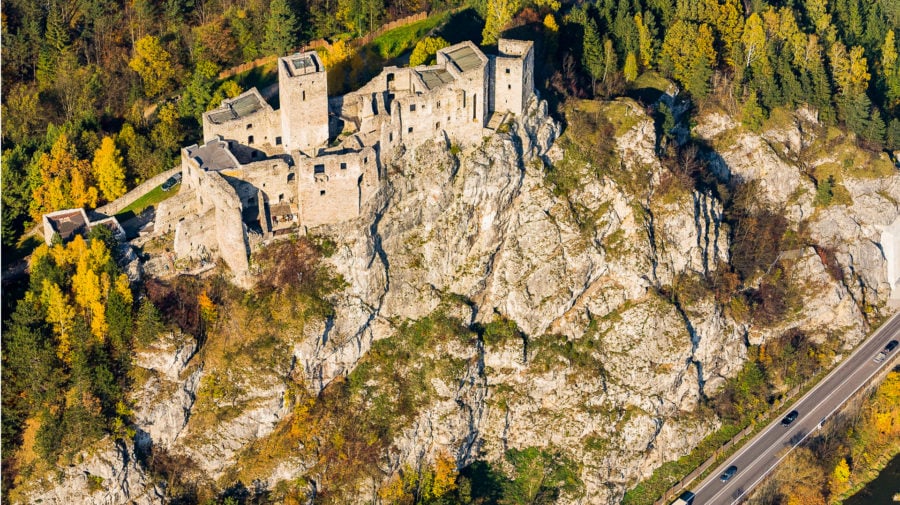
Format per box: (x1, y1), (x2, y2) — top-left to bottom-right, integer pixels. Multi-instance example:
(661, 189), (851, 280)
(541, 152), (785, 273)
(161, 172), (182, 191)
(876, 340), (900, 363)
(720, 465), (738, 482)
(781, 410), (799, 426)
(672, 490), (695, 505)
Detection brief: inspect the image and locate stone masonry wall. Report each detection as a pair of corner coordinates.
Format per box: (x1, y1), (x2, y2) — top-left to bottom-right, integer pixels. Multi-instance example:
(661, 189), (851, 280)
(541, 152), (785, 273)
(278, 53), (329, 154)
(297, 146), (378, 227)
(203, 104), (282, 150)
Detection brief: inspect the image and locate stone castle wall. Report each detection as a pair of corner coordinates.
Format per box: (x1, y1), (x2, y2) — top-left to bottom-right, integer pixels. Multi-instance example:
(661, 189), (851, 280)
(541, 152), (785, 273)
(492, 39), (534, 116)
(297, 145), (379, 227)
(203, 89), (282, 149)
(278, 53), (329, 154)
(166, 39), (534, 283)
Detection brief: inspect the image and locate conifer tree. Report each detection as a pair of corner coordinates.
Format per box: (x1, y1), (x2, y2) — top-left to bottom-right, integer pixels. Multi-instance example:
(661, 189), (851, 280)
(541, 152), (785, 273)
(582, 18), (605, 93)
(264, 0), (299, 56)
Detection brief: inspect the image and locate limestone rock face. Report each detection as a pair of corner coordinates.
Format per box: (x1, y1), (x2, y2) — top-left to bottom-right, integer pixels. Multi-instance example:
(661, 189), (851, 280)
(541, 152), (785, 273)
(22, 99), (899, 504)
(22, 439), (163, 505)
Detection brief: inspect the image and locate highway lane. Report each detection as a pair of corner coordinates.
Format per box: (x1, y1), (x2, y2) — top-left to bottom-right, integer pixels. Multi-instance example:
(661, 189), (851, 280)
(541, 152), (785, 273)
(685, 312), (900, 505)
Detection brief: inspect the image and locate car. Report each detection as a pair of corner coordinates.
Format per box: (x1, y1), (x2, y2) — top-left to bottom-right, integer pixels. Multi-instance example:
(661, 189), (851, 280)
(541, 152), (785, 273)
(720, 465), (738, 482)
(161, 173), (182, 191)
(671, 490), (695, 505)
(875, 340), (899, 363)
(781, 410), (799, 426)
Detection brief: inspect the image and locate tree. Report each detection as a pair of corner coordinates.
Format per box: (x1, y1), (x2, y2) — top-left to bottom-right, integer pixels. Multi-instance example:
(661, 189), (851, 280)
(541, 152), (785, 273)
(830, 42), (870, 97)
(741, 91), (765, 131)
(1, 84), (43, 145)
(882, 30), (900, 105)
(635, 12), (654, 68)
(582, 18), (605, 92)
(483, 0), (518, 46)
(31, 134), (99, 221)
(740, 13), (766, 70)
(409, 37), (450, 67)
(151, 103), (185, 156)
(263, 0), (299, 56)
(624, 52), (638, 81)
(92, 137), (127, 202)
(661, 20), (717, 98)
(129, 35), (176, 98)
(193, 17), (237, 65)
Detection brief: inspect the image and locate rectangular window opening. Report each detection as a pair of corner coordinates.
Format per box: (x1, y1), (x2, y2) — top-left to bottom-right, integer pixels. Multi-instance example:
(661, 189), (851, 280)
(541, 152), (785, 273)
(320, 190), (326, 196)
(248, 135), (254, 144)
(314, 164), (325, 174)
(410, 104), (416, 112)
(408, 127), (413, 133)
(246, 123), (253, 129)
(340, 162), (347, 170)
(275, 136), (282, 145)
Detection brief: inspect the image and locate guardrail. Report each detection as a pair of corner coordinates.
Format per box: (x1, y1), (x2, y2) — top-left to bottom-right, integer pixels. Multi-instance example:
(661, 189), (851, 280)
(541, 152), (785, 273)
(651, 386), (800, 505)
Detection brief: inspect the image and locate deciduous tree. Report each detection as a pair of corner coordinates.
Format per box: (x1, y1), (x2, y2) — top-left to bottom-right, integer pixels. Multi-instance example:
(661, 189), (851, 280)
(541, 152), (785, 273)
(409, 37), (450, 66)
(129, 35), (176, 98)
(92, 137), (127, 202)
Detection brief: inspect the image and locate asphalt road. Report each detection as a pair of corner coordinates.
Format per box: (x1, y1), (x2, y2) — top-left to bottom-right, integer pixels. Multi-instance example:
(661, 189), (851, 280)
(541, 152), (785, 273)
(686, 312), (900, 505)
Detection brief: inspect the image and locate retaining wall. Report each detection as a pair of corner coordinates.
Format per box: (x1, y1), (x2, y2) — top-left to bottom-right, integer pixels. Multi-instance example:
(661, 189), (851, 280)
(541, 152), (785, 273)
(93, 167), (181, 217)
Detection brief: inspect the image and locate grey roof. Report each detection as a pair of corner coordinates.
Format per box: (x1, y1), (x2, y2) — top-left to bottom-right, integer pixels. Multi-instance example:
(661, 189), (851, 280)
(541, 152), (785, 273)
(417, 68), (455, 90)
(285, 53), (320, 76)
(187, 140), (240, 171)
(207, 93), (264, 124)
(444, 46), (483, 72)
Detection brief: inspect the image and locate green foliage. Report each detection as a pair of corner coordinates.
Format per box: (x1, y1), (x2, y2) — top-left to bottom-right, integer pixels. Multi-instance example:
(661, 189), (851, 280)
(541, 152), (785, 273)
(134, 299), (166, 345)
(481, 317), (522, 347)
(622, 421), (742, 505)
(740, 91), (766, 132)
(264, 0), (300, 57)
(815, 174), (835, 206)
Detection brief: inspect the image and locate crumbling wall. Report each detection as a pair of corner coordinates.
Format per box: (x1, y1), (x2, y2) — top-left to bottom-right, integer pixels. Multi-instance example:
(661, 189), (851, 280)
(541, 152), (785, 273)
(155, 191), (197, 235)
(203, 91), (282, 149)
(297, 146), (377, 227)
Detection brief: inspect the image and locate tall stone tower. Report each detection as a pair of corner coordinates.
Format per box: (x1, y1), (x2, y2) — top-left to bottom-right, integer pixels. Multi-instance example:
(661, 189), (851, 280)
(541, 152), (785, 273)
(491, 39), (534, 116)
(278, 51), (329, 154)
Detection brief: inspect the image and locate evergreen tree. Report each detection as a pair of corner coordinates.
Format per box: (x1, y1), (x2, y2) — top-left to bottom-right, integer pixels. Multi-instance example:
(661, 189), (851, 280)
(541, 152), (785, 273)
(582, 18), (605, 93)
(264, 0), (299, 56)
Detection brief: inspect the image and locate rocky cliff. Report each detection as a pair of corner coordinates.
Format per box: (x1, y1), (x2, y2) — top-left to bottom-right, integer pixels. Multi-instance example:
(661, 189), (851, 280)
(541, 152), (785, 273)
(18, 96), (900, 504)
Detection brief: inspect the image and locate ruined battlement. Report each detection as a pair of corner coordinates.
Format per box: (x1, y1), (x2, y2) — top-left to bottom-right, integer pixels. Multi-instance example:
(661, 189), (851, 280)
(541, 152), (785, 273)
(159, 38), (536, 282)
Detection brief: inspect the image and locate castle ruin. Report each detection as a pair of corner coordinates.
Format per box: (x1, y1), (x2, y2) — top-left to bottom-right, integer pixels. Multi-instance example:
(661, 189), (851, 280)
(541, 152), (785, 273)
(156, 39), (535, 282)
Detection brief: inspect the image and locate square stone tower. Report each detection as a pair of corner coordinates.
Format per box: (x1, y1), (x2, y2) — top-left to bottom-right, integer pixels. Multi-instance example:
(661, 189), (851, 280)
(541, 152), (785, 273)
(278, 51), (329, 154)
(491, 39), (534, 116)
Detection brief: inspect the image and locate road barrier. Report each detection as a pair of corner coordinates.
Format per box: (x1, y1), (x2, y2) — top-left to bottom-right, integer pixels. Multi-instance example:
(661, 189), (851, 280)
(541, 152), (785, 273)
(652, 384), (802, 505)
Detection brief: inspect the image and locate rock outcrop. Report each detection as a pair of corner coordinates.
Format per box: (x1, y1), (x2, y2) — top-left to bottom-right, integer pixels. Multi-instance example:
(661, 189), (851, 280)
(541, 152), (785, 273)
(20, 98), (900, 504)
